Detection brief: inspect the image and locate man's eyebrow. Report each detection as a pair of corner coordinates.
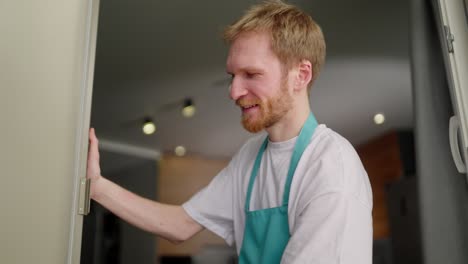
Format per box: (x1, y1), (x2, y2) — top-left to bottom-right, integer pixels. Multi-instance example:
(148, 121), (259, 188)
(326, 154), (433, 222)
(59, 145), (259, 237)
(227, 67), (264, 74)
(244, 67), (264, 73)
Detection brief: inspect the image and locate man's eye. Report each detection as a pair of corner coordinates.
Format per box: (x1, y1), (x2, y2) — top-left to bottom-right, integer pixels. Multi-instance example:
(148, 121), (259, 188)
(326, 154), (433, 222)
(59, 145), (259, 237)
(246, 72), (258, 78)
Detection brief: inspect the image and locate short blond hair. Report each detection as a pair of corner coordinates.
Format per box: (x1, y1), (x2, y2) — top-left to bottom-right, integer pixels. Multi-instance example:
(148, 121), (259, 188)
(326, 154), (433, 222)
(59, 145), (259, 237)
(223, 0), (326, 88)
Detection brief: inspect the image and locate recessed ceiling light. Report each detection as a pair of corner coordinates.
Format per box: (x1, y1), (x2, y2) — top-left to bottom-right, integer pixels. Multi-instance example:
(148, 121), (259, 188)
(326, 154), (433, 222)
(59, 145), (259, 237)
(374, 113), (385, 125)
(182, 98), (196, 118)
(142, 118), (156, 135)
(175, 146), (186, 156)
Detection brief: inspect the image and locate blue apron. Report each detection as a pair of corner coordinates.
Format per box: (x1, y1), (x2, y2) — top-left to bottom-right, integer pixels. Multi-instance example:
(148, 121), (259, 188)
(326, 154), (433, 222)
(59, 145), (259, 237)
(238, 113), (318, 264)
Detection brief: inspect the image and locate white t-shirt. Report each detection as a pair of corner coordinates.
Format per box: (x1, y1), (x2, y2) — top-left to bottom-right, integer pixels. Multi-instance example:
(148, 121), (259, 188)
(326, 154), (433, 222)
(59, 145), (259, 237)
(183, 124), (373, 264)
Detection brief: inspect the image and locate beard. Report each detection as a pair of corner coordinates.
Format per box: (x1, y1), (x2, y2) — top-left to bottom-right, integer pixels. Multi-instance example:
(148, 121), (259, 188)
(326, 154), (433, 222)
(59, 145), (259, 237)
(236, 80), (293, 133)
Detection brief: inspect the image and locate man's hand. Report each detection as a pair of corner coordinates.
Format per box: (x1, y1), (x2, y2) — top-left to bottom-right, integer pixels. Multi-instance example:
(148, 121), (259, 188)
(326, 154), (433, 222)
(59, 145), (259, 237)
(87, 128), (102, 198)
(85, 128), (203, 242)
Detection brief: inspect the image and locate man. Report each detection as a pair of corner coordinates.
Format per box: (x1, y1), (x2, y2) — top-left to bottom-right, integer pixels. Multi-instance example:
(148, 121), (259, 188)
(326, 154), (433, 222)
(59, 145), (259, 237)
(87, 1), (373, 263)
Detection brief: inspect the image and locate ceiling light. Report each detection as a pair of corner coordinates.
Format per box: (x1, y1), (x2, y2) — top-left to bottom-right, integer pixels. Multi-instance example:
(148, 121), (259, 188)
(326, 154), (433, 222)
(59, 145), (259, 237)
(374, 113), (385, 125)
(182, 98), (196, 118)
(142, 118), (156, 135)
(175, 146), (186, 156)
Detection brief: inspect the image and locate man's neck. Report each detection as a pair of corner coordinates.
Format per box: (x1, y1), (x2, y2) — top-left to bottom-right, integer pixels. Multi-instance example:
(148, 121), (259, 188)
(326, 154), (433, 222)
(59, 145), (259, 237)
(266, 104), (311, 142)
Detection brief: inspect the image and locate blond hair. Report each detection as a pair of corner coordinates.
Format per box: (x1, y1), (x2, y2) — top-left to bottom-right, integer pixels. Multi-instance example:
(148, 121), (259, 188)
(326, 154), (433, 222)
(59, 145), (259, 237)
(223, 0), (326, 88)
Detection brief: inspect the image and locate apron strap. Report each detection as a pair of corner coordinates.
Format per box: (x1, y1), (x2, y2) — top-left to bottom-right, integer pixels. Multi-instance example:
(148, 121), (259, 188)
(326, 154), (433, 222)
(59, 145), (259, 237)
(282, 113), (318, 206)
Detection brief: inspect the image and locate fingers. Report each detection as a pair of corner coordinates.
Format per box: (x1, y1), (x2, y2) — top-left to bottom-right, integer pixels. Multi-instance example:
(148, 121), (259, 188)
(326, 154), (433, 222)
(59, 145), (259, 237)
(87, 128), (102, 194)
(88, 127), (100, 161)
(87, 128), (102, 181)
(89, 127), (97, 142)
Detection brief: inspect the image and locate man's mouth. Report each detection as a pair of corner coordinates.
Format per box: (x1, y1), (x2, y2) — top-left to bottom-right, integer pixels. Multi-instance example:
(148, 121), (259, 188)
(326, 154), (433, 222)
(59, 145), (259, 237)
(241, 104), (259, 113)
(242, 104), (258, 109)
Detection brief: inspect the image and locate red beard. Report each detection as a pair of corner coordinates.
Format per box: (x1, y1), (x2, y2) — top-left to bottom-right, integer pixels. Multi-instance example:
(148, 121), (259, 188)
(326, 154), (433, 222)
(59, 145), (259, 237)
(236, 84), (293, 133)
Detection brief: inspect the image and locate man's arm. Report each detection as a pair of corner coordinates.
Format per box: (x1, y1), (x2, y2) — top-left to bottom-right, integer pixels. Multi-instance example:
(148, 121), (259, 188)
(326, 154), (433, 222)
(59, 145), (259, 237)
(87, 128), (203, 244)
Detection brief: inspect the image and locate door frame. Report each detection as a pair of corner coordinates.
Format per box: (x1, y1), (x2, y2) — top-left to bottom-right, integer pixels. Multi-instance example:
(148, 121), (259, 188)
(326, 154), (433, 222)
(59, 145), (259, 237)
(67, 0), (100, 263)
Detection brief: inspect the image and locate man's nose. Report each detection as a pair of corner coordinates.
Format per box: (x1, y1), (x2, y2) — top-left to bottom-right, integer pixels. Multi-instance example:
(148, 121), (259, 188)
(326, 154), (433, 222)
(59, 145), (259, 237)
(229, 77), (248, 101)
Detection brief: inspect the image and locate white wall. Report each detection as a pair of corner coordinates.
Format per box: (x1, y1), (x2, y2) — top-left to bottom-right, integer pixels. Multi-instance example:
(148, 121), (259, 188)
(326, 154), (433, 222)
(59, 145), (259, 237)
(0, 0), (97, 263)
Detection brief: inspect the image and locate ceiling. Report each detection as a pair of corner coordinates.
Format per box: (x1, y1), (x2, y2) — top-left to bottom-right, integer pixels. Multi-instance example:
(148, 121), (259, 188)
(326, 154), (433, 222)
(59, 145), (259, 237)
(90, 0), (412, 159)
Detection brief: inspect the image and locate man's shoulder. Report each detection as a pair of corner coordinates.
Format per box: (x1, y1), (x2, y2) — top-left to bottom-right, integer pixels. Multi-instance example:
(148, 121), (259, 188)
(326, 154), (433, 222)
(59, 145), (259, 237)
(307, 124), (359, 164)
(301, 124), (372, 207)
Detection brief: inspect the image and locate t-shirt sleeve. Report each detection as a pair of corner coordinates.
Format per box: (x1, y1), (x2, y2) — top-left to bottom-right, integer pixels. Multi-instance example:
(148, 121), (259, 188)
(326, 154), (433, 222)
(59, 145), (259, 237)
(182, 158), (237, 245)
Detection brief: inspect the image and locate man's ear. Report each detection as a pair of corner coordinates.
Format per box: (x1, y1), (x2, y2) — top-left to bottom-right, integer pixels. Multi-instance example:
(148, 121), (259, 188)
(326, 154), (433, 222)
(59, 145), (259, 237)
(295, 60), (312, 92)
